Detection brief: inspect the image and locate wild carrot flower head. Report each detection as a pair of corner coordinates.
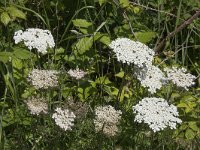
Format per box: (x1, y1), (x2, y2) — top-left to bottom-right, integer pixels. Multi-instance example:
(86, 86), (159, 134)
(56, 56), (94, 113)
(28, 69), (59, 89)
(94, 105), (122, 136)
(52, 107), (76, 131)
(67, 68), (87, 80)
(109, 38), (155, 67)
(26, 96), (48, 115)
(133, 97), (182, 132)
(13, 28), (55, 54)
(135, 65), (166, 94)
(164, 67), (196, 90)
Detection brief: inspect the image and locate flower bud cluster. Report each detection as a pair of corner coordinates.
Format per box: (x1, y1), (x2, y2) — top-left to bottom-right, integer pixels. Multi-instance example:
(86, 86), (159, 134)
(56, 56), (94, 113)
(94, 105), (122, 136)
(164, 67), (196, 90)
(28, 69), (59, 89)
(26, 96), (48, 115)
(13, 28), (55, 54)
(132, 97), (182, 132)
(52, 107), (76, 131)
(109, 38), (155, 67)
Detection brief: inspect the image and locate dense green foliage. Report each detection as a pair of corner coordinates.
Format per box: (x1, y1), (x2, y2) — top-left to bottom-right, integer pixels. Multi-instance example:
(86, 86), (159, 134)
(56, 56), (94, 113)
(0, 0), (200, 149)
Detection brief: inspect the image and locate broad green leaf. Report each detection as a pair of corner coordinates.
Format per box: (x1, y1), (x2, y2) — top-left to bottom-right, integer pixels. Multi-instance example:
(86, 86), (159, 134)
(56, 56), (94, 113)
(120, 0), (129, 8)
(177, 102), (188, 108)
(181, 95), (196, 101)
(94, 33), (111, 46)
(7, 6), (26, 19)
(13, 47), (33, 59)
(188, 122), (199, 131)
(135, 32), (157, 43)
(12, 58), (23, 69)
(0, 12), (11, 26)
(95, 76), (111, 85)
(115, 71), (125, 78)
(73, 37), (93, 54)
(21, 88), (36, 99)
(185, 129), (196, 140)
(72, 19), (92, 28)
(0, 52), (13, 63)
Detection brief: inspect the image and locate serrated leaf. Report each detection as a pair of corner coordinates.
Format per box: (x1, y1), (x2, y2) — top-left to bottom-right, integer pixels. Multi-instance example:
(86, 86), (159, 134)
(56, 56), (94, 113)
(135, 32), (156, 43)
(1, 12), (11, 26)
(115, 71), (125, 78)
(95, 76), (111, 85)
(188, 122), (199, 132)
(182, 95), (196, 101)
(185, 129), (196, 140)
(13, 47), (33, 59)
(177, 102), (188, 108)
(72, 19), (92, 28)
(0, 52), (13, 63)
(73, 37), (93, 54)
(94, 33), (111, 46)
(7, 6), (26, 19)
(12, 58), (23, 69)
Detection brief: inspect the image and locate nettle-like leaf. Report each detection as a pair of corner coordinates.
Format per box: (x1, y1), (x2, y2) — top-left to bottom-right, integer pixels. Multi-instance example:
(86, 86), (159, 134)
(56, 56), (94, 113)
(7, 6), (26, 20)
(0, 12), (11, 26)
(94, 32), (111, 46)
(135, 31), (157, 43)
(13, 47), (34, 60)
(72, 19), (92, 28)
(73, 37), (93, 54)
(72, 19), (93, 34)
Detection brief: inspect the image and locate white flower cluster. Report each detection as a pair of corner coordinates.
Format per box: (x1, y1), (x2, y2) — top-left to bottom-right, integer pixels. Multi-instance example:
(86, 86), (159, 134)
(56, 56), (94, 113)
(109, 38), (155, 67)
(28, 69), (59, 89)
(132, 97), (182, 132)
(26, 96), (48, 115)
(94, 105), (122, 136)
(135, 65), (166, 94)
(164, 67), (196, 90)
(13, 28), (55, 54)
(67, 68), (87, 80)
(52, 107), (76, 131)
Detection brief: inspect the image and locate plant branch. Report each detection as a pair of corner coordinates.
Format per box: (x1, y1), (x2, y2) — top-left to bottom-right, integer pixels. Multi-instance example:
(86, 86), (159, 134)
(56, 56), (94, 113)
(155, 10), (200, 52)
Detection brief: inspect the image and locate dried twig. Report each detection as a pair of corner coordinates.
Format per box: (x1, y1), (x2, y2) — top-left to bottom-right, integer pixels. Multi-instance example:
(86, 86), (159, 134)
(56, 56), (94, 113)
(155, 10), (200, 51)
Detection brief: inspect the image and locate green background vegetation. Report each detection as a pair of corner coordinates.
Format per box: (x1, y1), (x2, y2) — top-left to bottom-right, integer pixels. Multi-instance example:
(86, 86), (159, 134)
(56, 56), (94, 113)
(0, 0), (200, 149)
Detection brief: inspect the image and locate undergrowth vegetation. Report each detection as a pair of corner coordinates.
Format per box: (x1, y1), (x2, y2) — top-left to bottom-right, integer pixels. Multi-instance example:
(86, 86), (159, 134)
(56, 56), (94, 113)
(0, 0), (200, 149)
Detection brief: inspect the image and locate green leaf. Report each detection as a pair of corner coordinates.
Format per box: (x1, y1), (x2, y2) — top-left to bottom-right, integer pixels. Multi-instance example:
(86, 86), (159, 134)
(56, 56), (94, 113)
(72, 19), (92, 28)
(7, 6), (26, 19)
(177, 102), (188, 108)
(0, 12), (11, 26)
(115, 71), (125, 78)
(135, 32), (157, 43)
(0, 52), (13, 63)
(94, 33), (111, 46)
(95, 76), (111, 85)
(73, 37), (93, 54)
(119, 0), (129, 8)
(182, 95), (196, 101)
(188, 122), (199, 132)
(13, 47), (33, 59)
(185, 129), (196, 140)
(12, 58), (23, 69)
